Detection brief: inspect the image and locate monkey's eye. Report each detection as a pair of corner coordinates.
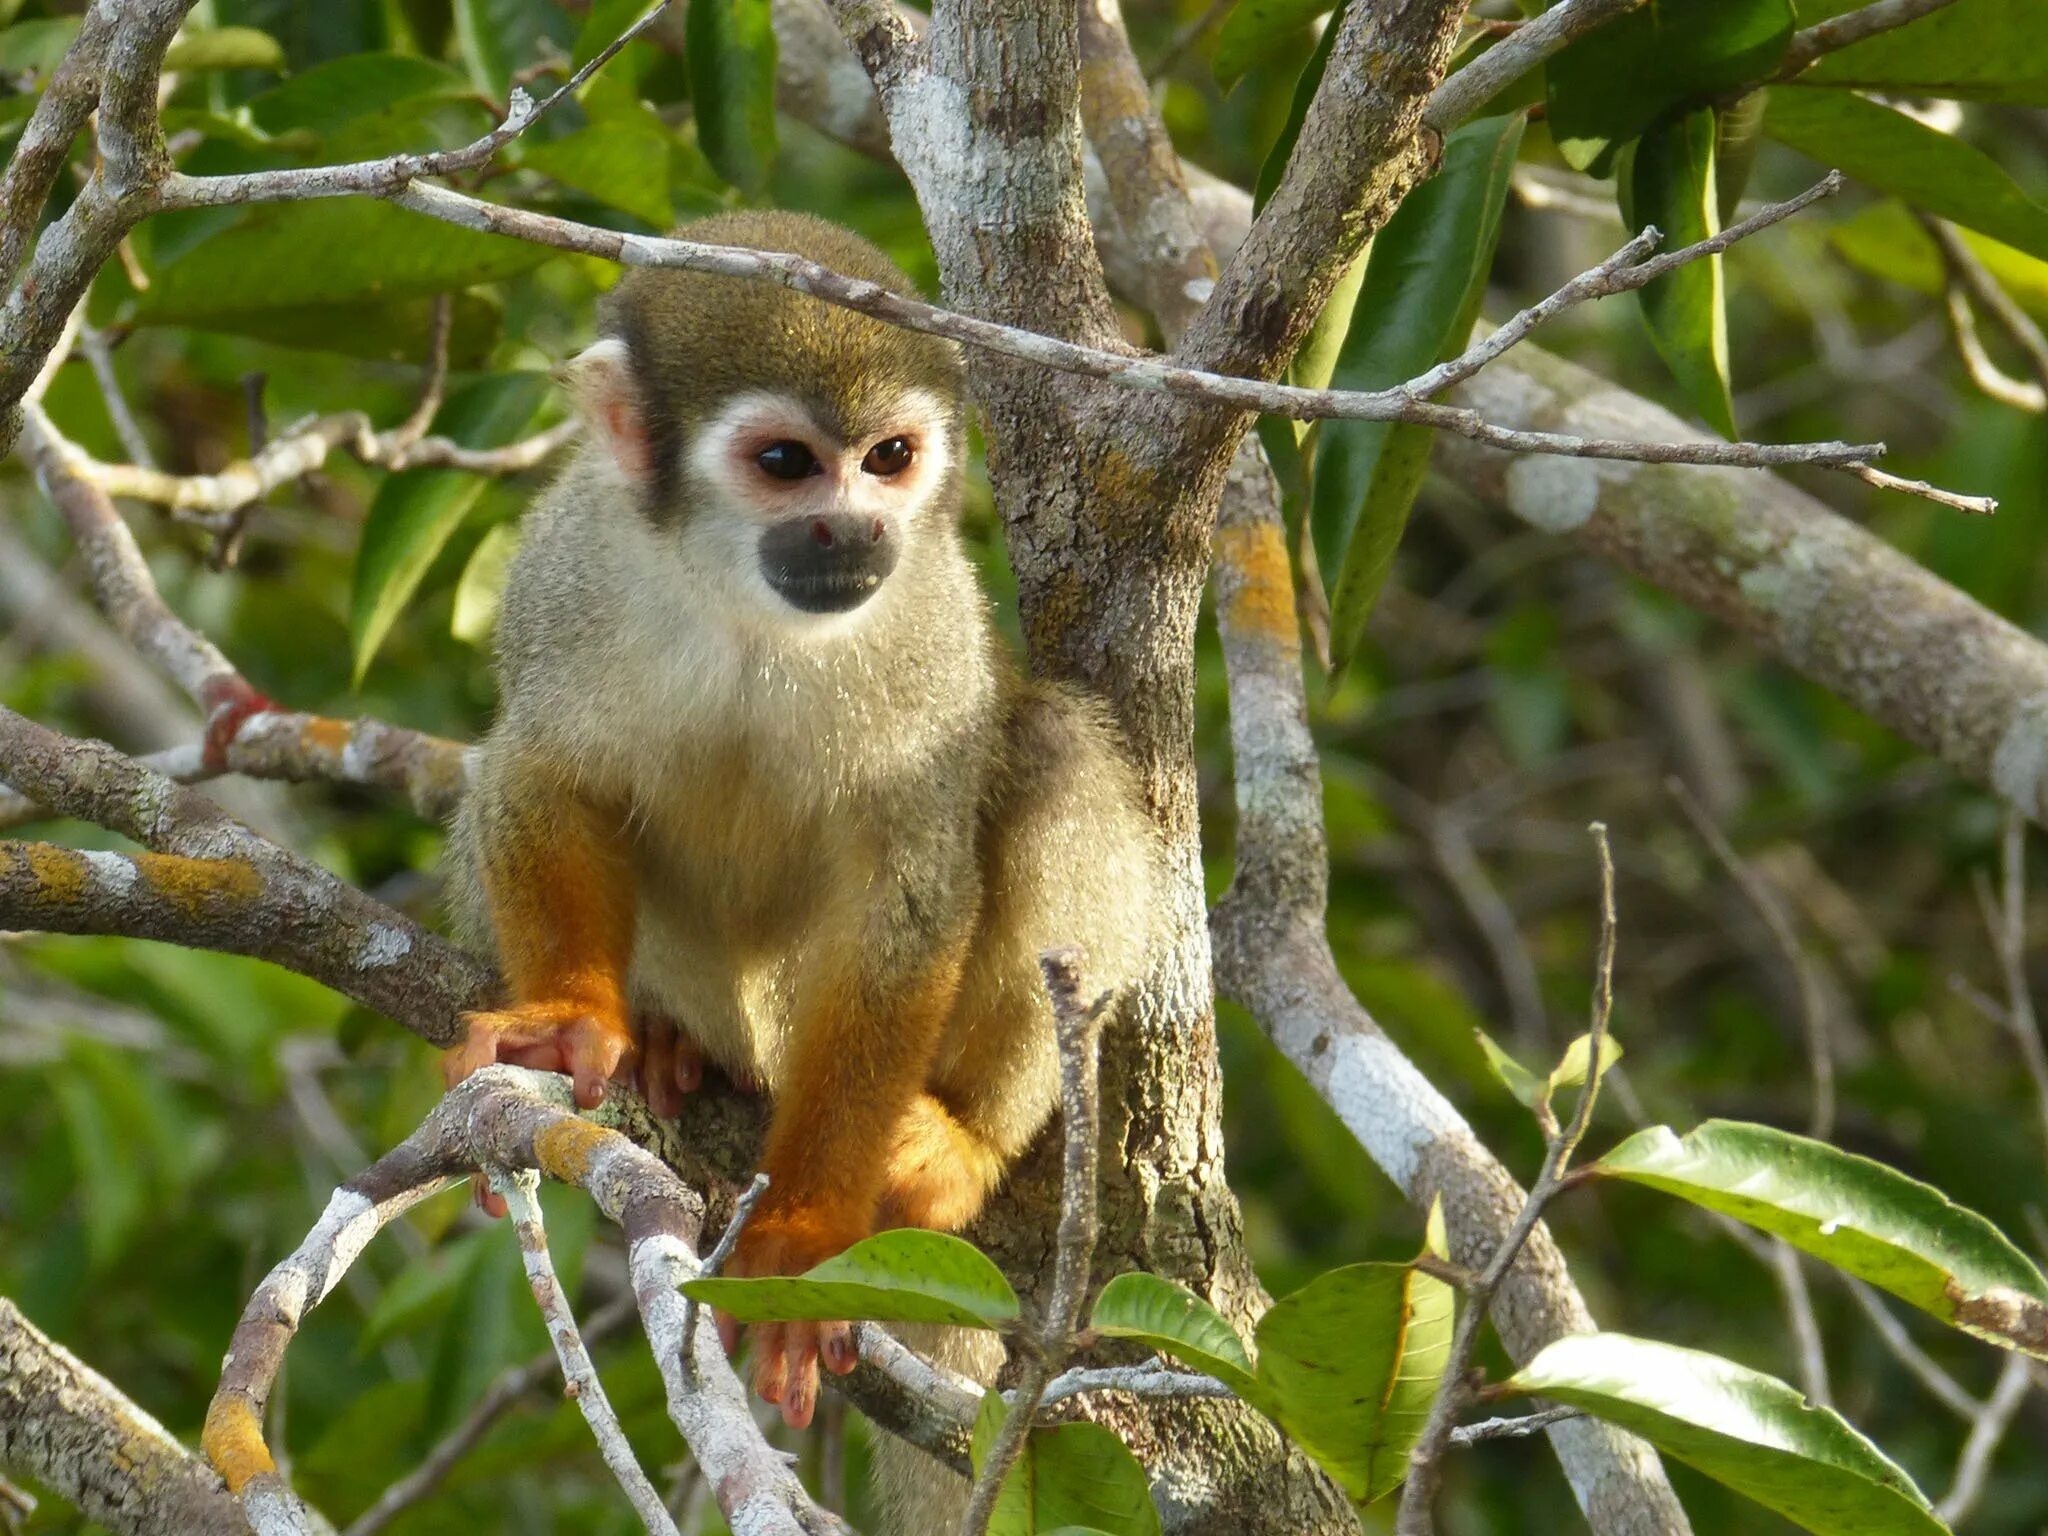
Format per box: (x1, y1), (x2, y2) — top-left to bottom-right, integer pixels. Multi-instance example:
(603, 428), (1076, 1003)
(756, 440), (821, 480)
(862, 437), (914, 478)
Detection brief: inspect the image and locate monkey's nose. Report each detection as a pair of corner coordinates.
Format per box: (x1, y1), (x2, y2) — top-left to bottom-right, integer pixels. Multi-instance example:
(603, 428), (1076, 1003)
(759, 513), (900, 614)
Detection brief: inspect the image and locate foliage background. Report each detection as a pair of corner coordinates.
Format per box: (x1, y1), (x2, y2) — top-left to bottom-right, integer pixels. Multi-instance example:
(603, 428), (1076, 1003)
(2, 0), (2046, 1531)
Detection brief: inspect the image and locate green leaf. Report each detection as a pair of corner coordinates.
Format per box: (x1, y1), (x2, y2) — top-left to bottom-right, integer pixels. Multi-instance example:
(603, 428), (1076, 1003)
(1764, 88), (2048, 263)
(163, 26), (286, 74)
(577, 0), (664, 71)
(452, 522), (524, 645)
(1627, 109), (1737, 438)
(518, 114), (675, 227)
(1214, 0), (1331, 91)
(1475, 1029), (1549, 1110)
(1829, 201), (2048, 323)
(1309, 113), (1523, 667)
(246, 53), (467, 136)
(1596, 1121), (2048, 1359)
(1253, 0), (1345, 213)
(687, 0), (778, 195)
(680, 1230), (1020, 1329)
(1254, 1260), (1455, 1506)
(350, 373), (553, 685)
(972, 1394), (1162, 1536)
(1088, 1273), (1268, 1407)
(454, 0), (569, 100)
(1549, 1031), (1623, 1096)
(1790, 0), (2048, 105)
(1505, 1334), (1947, 1536)
(1547, 0), (1793, 173)
(128, 201), (550, 329)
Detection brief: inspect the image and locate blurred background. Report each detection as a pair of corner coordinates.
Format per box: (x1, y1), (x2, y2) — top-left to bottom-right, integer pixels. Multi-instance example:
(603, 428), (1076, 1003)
(1, 0), (2045, 1531)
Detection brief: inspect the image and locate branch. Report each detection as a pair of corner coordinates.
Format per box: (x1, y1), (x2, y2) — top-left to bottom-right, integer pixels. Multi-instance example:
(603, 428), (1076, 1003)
(1924, 214), (2048, 412)
(961, 950), (1106, 1536)
(1206, 448), (1693, 1533)
(0, 1297), (248, 1536)
(1934, 1354), (2035, 1525)
(1781, 0), (1967, 76)
(491, 1169), (679, 1536)
(1423, 0), (1647, 133)
(206, 1068), (845, 1536)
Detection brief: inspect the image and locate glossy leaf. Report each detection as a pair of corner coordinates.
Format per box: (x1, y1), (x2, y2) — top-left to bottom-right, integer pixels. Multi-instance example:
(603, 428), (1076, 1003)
(127, 200), (550, 329)
(1253, 0), (1344, 213)
(1214, 0), (1331, 90)
(246, 53), (467, 136)
(350, 373), (553, 685)
(0, 17), (78, 75)
(1547, 0), (1793, 173)
(1088, 1272), (1268, 1407)
(1790, 0), (2048, 106)
(972, 1393), (1163, 1536)
(154, 292), (503, 367)
(1505, 1334), (1947, 1536)
(688, 0), (777, 195)
(1254, 1260), (1454, 1506)
(680, 1229), (1020, 1328)
(1765, 87), (2048, 262)
(519, 115), (674, 227)
(1310, 113), (1523, 667)
(1627, 109), (1737, 438)
(1596, 1121), (2048, 1358)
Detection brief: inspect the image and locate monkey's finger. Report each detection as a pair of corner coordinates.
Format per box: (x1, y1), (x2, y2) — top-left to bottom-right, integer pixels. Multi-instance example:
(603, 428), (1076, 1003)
(673, 1034), (703, 1095)
(716, 1310), (741, 1358)
(566, 1020), (628, 1110)
(643, 1020), (680, 1118)
(780, 1327), (820, 1430)
(752, 1323), (789, 1405)
(441, 1024), (502, 1088)
(820, 1321), (857, 1376)
(470, 1172), (508, 1220)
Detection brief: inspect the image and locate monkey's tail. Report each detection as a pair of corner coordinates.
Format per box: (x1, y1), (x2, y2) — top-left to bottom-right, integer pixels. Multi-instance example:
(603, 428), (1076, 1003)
(868, 1325), (1006, 1535)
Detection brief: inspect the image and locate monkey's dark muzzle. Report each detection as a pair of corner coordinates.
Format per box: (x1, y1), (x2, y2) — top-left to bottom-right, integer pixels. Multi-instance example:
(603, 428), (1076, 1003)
(758, 514), (899, 614)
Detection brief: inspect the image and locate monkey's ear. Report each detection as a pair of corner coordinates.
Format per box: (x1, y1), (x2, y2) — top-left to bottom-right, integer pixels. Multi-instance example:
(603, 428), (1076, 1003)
(559, 338), (652, 483)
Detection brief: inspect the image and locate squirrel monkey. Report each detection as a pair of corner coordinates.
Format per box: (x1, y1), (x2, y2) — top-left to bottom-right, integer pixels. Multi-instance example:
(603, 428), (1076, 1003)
(445, 211), (1158, 1430)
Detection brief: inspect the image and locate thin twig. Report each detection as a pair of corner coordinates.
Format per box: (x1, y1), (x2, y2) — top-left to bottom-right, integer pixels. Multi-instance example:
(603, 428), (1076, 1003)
(491, 1168), (680, 1536)
(1449, 1406), (1585, 1446)
(1394, 824), (1619, 1536)
(1935, 1353), (2034, 1524)
(76, 323), (154, 468)
(1424, 0), (1646, 132)
(1923, 214), (2048, 410)
(1766, 1239), (1832, 1408)
(1986, 810), (2048, 1169)
(1838, 1277), (1979, 1421)
(1666, 776), (1835, 1142)
(342, 1296), (640, 1536)
(1781, 0), (1966, 76)
(960, 950), (1106, 1536)
(680, 1171), (769, 1370)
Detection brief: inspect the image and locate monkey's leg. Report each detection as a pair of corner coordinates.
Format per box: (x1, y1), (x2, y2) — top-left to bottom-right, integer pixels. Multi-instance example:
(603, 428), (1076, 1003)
(446, 752), (637, 1113)
(876, 1092), (1011, 1232)
(730, 926), (971, 1430)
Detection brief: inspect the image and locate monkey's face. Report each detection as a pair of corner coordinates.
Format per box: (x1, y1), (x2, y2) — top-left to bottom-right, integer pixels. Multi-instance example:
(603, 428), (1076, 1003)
(684, 388), (953, 622)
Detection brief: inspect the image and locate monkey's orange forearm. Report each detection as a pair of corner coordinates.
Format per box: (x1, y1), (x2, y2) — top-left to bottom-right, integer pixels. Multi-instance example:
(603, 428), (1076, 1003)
(476, 776), (635, 1033)
(751, 944), (968, 1259)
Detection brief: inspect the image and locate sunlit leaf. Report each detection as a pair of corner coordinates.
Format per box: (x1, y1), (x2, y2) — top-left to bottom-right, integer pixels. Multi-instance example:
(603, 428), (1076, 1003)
(681, 1230), (1020, 1328)
(164, 26), (286, 74)
(1214, 0), (1331, 91)
(973, 1393), (1163, 1536)
(1255, 1260), (1455, 1505)
(351, 373), (553, 685)
(687, 0), (777, 195)
(1828, 201), (2048, 322)
(1505, 1334), (1948, 1535)
(452, 522), (524, 645)
(1765, 87), (2048, 263)
(1089, 1272), (1268, 1408)
(1596, 1121), (2048, 1359)
(1789, 0), (2048, 105)
(1625, 109), (1737, 438)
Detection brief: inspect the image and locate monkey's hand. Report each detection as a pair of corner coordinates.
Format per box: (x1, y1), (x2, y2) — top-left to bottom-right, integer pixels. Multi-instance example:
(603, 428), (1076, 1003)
(718, 1205), (864, 1430)
(443, 1000), (635, 1111)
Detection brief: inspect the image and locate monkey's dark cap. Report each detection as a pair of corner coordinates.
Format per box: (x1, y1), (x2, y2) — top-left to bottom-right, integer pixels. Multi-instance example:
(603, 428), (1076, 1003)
(602, 209), (964, 445)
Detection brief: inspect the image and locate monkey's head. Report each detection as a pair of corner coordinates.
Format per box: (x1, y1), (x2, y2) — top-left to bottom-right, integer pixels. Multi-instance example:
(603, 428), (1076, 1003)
(566, 210), (965, 628)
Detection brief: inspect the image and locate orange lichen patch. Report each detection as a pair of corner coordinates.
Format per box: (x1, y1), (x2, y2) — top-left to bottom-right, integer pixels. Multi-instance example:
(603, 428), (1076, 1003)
(1214, 522), (1298, 645)
(535, 1116), (614, 1185)
(201, 1395), (275, 1493)
(133, 851), (263, 918)
(19, 842), (90, 907)
(300, 715), (353, 758)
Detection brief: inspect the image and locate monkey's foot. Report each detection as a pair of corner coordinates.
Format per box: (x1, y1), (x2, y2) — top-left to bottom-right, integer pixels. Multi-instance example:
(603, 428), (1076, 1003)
(635, 1012), (704, 1118)
(719, 1210), (863, 1429)
(876, 1094), (1003, 1231)
(443, 1001), (633, 1111)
